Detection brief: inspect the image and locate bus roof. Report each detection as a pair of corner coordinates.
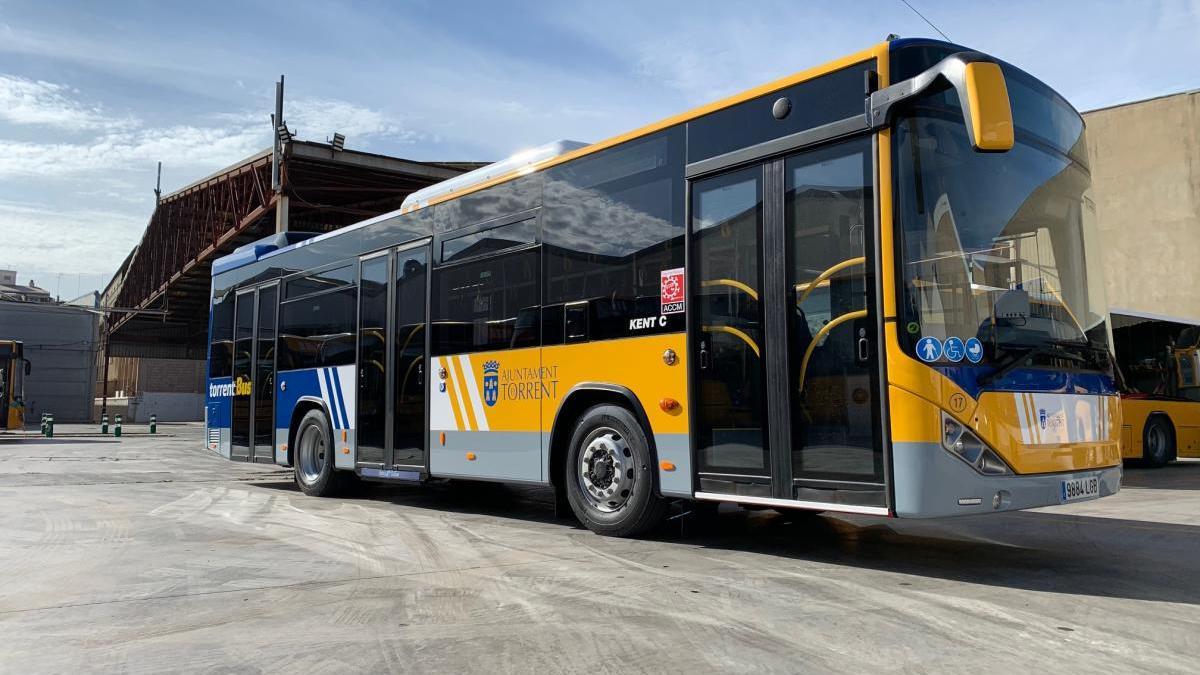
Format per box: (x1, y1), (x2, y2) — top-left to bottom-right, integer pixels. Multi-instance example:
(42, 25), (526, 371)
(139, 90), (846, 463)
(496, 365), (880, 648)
(216, 39), (992, 278)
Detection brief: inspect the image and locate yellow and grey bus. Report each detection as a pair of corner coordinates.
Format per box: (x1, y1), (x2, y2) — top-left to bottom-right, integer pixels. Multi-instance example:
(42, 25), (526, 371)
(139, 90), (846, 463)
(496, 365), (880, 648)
(206, 38), (1121, 536)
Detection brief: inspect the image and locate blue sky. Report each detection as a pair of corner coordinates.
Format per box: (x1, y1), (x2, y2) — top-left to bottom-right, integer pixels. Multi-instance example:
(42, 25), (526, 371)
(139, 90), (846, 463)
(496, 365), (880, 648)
(1, 0), (1198, 299)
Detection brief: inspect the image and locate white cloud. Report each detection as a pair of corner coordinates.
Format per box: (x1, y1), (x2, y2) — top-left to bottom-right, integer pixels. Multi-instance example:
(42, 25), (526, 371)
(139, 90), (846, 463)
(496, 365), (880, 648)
(0, 199), (146, 276)
(0, 73), (136, 131)
(287, 97), (419, 144)
(0, 124), (264, 178)
(0, 77), (422, 180)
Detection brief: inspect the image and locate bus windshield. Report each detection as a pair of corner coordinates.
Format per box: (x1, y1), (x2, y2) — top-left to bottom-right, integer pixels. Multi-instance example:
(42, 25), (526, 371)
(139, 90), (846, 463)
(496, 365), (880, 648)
(894, 71), (1110, 369)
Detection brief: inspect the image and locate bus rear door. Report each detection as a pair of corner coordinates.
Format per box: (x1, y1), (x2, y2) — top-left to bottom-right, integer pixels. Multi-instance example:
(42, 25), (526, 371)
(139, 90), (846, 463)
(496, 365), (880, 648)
(356, 241), (430, 479)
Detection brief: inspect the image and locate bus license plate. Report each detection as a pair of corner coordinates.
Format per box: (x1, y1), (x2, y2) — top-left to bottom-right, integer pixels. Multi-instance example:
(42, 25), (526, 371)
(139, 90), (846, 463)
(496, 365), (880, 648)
(1060, 475), (1099, 503)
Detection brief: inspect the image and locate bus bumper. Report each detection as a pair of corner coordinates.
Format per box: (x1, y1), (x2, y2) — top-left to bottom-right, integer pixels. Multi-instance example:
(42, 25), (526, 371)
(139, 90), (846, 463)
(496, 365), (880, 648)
(892, 441), (1122, 518)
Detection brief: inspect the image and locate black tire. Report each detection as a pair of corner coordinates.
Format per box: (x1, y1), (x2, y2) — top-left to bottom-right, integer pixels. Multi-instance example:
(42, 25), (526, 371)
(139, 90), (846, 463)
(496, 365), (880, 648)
(293, 409), (342, 496)
(1143, 416), (1174, 468)
(564, 404), (667, 537)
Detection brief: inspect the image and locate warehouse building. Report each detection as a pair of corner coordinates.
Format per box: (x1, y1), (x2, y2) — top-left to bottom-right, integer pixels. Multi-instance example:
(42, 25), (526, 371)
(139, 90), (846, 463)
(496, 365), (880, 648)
(0, 300), (100, 422)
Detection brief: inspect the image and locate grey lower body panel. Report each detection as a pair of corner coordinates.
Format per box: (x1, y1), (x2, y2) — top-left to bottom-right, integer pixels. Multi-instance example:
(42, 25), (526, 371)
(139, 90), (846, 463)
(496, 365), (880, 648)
(655, 433), (692, 498)
(892, 441), (1122, 518)
(431, 430), (543, 482)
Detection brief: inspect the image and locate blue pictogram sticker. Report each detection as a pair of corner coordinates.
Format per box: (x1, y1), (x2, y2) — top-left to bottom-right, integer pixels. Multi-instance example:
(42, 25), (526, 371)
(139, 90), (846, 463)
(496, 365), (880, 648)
(944, 337), (966, 362)
(964, 337), (984, 363)
(916, 336), (943, 363)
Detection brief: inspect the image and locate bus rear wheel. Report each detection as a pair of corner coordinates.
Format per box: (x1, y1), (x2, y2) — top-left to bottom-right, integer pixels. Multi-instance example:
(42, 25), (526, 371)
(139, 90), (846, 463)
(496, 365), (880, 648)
(294, 409), (342, 496)
(1143, 416), (1174, 468)
(565, 404), (667, 537)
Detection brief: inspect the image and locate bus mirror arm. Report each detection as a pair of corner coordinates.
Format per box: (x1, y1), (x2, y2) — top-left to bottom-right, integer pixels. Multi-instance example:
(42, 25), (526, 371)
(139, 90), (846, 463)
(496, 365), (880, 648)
(866, 51), (1014, 152)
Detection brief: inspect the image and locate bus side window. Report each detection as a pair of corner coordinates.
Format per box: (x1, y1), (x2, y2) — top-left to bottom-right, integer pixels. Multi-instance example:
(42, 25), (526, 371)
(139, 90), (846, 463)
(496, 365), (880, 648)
(542, 127), (685, 342)
(432, 249), (539, 355)
(209, 292), (236, 378)
(278, 286), (358, 370)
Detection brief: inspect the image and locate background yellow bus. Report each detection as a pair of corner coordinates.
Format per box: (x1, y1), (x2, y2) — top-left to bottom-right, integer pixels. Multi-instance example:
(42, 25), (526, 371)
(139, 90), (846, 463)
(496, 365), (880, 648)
(1113, 312), (1200, 465)
(0, 340), (30, 432)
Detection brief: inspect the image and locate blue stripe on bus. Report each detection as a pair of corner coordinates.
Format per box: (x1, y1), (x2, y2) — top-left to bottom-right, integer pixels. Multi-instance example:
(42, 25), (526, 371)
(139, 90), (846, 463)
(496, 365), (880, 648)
(938, 365), (1117, 399)
(321, 368), (340, 428)
(330, 366), (350, 429)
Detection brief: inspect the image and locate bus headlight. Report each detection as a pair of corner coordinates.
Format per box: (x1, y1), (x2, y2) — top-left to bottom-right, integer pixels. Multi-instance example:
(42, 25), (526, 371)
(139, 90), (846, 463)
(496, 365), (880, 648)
(941, 412), (1011, 476)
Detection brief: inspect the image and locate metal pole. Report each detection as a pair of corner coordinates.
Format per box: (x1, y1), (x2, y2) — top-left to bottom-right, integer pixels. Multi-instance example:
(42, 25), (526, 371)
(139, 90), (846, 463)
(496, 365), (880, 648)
(271, 75), (284, 192)
(101, 329), (110, 417)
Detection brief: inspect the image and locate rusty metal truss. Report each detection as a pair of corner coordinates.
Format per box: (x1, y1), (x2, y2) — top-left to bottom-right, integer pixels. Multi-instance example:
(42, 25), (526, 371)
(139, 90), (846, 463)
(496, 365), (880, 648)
(104, 141), (480, 360)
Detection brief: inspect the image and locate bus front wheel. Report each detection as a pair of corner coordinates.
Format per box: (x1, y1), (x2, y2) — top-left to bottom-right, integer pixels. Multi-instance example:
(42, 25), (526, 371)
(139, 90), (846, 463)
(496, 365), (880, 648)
(294, 409), (342, 496)
(565, 404), (667, 537)
(1143, 416), (1174, 468)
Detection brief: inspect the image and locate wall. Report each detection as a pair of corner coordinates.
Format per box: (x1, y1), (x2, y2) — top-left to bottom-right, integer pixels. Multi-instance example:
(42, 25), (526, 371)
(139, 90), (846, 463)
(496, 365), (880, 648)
(1084, 90), (1200, 321)
(94, 392), (203, 423)
(0, 300), (99, 423)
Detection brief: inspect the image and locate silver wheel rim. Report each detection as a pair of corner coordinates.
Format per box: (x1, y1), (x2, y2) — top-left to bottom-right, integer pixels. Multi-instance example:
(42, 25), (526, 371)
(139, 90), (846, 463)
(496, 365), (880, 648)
(578, 427), (634, 513)
(298, 423), (326, 484)
(1148, 425), (1168, 458)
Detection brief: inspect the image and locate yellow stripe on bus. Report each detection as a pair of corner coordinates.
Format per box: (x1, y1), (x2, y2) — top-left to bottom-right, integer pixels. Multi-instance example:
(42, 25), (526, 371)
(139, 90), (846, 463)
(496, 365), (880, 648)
(443, 357), (466, 432)
(448, 357), (478, 431)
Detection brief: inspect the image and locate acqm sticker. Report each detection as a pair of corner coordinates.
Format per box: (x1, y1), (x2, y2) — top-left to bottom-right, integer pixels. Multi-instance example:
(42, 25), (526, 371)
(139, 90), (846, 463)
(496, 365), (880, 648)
(661, 268), (685, 314)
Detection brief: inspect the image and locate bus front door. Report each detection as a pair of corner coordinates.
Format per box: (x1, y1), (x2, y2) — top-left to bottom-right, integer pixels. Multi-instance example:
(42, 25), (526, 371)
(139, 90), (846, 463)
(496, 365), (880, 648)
(356, 241), (430, 477)
(690, 136), (888, 512)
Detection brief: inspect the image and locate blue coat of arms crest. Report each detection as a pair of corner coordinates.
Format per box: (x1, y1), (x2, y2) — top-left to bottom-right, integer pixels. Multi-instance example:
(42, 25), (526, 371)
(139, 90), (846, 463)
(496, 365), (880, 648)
(482, 360), (499, 407)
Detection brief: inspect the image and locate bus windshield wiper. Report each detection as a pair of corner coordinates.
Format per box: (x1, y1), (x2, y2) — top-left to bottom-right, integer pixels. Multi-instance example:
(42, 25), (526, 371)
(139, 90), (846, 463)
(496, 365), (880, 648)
(978, 342), (1085, 386)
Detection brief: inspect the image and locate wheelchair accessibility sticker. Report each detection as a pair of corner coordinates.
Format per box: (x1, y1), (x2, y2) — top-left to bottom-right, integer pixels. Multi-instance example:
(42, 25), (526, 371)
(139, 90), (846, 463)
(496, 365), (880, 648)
(943, 337), (965, 362)
(916, 336), (942, 363)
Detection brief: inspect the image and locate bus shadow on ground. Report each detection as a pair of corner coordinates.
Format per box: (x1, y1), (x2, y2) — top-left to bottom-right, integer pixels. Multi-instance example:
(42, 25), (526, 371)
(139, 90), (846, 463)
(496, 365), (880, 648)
(675, 507), (1200, 606)
(1121, 459), (1200, 490)
(249, 476), (1200, 605)
(250, 478), (570, 528)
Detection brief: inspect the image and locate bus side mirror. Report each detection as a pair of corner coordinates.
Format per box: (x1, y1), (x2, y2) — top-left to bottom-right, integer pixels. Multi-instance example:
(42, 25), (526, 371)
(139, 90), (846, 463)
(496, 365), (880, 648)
(960, 62), (1014, 152)
(867, 51), (1014, 153)
(23, 359), (31, 376)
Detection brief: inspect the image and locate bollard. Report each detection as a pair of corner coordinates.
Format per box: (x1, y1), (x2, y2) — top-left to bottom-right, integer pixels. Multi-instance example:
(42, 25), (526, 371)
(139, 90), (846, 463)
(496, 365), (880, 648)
(101, 413), (109, 434)
(149, 414), (157, 435)
(41, 412), (48, 436)
(114, 414), (122, 438)
(46, 413), (54, 438)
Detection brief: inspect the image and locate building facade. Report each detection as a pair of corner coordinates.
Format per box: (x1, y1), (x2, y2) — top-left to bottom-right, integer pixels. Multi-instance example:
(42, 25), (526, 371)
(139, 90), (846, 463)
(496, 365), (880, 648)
(0, 300), (100, 423)
(1084, 89), (1200, 323)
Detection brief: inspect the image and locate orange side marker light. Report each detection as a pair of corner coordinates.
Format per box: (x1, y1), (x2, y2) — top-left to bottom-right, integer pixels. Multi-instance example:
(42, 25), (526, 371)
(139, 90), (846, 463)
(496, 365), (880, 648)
(660, 461), (676, 472)
(439, 432), (446, 445)
(342, 448), (350, 455)
(659, 397), (680, 412)
(466, 452), (477, 461)
(341, 430), (347, 442)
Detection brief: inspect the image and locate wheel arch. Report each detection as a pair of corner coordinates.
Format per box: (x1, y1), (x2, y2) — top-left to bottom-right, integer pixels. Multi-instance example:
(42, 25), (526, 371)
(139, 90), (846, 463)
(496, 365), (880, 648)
(1146, 411), (1178, 461)
(288, 396), (333, 467)
(548, 383), (660, 493)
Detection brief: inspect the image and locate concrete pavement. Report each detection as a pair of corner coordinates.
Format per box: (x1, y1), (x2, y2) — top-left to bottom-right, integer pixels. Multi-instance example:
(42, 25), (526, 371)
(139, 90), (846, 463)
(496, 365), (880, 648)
(1, 424), (1197, 673)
